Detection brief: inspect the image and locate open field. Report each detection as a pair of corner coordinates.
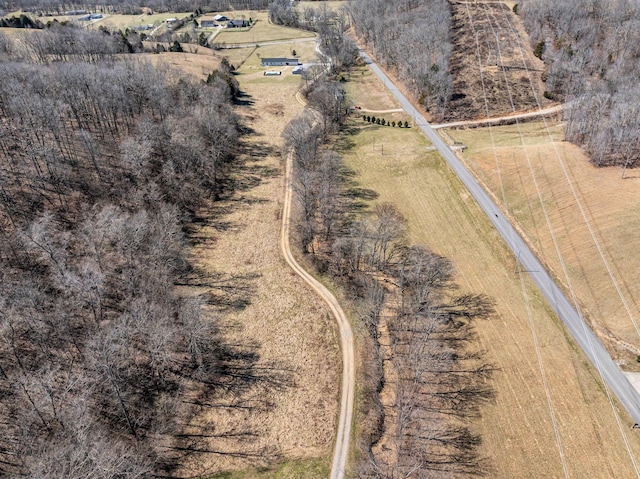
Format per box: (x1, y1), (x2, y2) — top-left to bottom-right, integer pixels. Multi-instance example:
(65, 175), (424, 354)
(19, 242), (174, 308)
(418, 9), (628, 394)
(148, 49), (339, 478)
(213, 10), (315, 45)
(236, 40), (316, 72)
(446, 122), (640, 370)
(343, 65), (403, 112)
(336, 116), (640, 476)
(92, 12), (191, 30)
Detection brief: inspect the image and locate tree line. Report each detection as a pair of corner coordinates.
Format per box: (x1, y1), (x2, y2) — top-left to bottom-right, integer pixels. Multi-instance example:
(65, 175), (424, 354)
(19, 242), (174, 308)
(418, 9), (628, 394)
(283, 72), (494, 478)
(0, 0), (270, 16)
(346, 0), (453, 120)
(0, 25), (283, 478)
(518, 0), (640, 173)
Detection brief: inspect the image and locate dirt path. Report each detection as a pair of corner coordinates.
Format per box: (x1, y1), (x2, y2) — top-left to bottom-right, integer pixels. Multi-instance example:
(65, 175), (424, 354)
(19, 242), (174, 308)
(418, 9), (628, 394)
(281, 151), (355, 479)
(432, 103), (563, 129)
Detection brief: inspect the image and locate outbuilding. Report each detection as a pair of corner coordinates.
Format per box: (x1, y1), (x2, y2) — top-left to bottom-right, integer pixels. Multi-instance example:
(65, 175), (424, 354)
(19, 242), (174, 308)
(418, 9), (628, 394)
(261, 58), (301, 67)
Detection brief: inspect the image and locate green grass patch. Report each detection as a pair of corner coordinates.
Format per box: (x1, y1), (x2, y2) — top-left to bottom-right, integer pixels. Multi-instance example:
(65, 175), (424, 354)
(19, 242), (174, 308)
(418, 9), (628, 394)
(206, 457), (329, 479)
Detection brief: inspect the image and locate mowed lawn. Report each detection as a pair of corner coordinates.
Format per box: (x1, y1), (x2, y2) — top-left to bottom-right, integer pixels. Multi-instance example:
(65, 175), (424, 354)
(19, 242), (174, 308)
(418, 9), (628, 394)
(337, 117), (640, 478)
(447, 123), (640, 369)
(212, 10), (315, 45)
(343, 65), (404, 112)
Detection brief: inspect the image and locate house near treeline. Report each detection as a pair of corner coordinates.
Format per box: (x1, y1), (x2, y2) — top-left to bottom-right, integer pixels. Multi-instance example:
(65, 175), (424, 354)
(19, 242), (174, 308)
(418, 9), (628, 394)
(213, 14), (228, 21)
(199, 18), (218, 27)
(226, 19), (247, 28)
(261, 57), (301, 66)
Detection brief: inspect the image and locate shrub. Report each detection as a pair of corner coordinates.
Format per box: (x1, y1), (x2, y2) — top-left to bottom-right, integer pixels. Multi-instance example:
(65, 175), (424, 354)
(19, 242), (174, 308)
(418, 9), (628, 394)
(533, 40), (545, 59)
(404, 120), (409, 128)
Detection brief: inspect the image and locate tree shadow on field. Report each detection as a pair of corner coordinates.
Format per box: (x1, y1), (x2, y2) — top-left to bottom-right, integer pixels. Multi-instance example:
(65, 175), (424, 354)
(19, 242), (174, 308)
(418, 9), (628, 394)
(177, 268), (261, 312)
(160, 333), (296, 477)
(340, 166), (379, 214)
(234, 91), (254, 107)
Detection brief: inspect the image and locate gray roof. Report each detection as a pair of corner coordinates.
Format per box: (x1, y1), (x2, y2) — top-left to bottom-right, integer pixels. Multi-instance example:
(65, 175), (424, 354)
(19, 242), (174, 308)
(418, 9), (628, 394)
(261, 58), (300, 63)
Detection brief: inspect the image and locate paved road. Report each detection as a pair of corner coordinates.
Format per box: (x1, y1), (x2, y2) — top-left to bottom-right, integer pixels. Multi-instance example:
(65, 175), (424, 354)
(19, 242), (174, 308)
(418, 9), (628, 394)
(280, 152), (355, 479)
(357, 47), (640, 425)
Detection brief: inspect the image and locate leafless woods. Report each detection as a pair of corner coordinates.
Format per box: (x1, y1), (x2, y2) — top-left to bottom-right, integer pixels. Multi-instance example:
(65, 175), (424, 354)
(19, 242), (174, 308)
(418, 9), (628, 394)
(519, 0), (640, 172)
(347, 0), (453, 120)
(0, 28), (280, 477)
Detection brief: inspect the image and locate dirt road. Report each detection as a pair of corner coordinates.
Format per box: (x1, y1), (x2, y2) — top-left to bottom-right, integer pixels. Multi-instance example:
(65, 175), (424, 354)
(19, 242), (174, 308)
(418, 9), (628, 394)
(280, 152), (355, 479)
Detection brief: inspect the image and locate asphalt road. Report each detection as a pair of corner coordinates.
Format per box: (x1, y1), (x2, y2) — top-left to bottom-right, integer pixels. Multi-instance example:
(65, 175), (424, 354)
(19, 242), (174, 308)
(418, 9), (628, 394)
(357, 47), (640, 425)
(280, 152), (355, 479)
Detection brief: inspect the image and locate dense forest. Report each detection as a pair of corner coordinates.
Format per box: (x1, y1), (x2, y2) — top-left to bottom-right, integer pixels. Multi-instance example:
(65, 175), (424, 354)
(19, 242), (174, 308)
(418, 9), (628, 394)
(347, 0), (453, 120)
(0, 26), (272, 478)
(519, 0), (640, 171)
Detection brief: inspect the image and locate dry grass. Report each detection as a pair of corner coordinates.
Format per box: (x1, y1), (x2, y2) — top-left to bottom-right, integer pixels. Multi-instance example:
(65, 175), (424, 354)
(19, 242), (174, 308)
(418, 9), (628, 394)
(336, 119), (640, 478)
(133, 50), (221, 80)
(447, 122), (640, 369)
(343, 65), (403, 112)
(94, 12), (191, 30)
(148, 54), (339, 477)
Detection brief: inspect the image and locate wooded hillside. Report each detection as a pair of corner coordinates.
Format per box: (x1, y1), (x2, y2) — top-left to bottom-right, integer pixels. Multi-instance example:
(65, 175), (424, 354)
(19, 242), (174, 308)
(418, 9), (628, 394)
(520, 0), (640, 171)
(0, 27), (257, 478)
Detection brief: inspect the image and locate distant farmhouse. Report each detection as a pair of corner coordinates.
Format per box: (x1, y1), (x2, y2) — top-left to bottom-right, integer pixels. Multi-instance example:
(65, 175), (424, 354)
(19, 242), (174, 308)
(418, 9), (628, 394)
(199, 18), (218, 27)
(226, 19), (247, 28)
(78, 13), (103, 21)
(133, 23), (154, 31)
(213, 14), (228, 21)
(261, 58), (301, 67)
(166, 18), (178, 25)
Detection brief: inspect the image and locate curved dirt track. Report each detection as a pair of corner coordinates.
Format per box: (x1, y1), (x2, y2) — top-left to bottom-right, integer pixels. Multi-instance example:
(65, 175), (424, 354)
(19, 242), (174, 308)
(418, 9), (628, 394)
(280, 152), (355, 479)
(431, 103), (563, 129)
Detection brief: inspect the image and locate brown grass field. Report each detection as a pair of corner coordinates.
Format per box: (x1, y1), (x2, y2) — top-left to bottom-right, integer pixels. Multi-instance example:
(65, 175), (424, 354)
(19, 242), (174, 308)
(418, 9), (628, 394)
(338, 110), (640, 476)
(344, 64), (404, 113)
(149, 33), (338, 479)
(446, 123), (640, 370)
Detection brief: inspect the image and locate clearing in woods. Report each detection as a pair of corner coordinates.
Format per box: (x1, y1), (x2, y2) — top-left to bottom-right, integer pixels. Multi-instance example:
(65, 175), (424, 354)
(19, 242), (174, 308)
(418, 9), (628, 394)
(446, 122), (640, 370)
(152, 36), (339, 479)
(336, 74), (640, 476)
(446, 0), (551, 121)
